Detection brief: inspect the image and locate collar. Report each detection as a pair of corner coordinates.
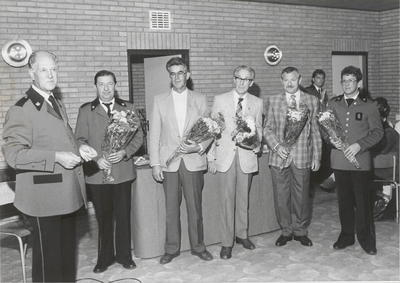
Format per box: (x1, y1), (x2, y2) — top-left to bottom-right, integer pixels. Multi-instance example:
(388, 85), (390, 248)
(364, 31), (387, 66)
(171, 87), (188, 96)
(32, 84), (52, 101)
(99, 98), (115, 105)
(90, 97), (127, 111)
(285, 90), (301, 98)
(334, 91), (368, 103)
(233, 90), (247, 100)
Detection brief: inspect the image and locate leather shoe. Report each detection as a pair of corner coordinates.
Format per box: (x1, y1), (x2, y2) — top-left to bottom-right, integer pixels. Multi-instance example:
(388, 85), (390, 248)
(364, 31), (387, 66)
(364, 247), (377, 255)
(235, 237), (256, 250)
(275, 235), (293, 246)
(220, 246), (232, 259)
(93, 264), (108, 273)
(119, 259), (136, 269)
(333, 241), (354, 250)
(191, 250), (213, 261)
(160, 252), (180, 264)
(294, 235), (313, 246)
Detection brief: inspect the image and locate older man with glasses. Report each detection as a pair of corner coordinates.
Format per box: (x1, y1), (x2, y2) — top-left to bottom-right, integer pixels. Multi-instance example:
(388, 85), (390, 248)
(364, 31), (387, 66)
(208, 65), (263, 259)
(149, 57), (213, 264)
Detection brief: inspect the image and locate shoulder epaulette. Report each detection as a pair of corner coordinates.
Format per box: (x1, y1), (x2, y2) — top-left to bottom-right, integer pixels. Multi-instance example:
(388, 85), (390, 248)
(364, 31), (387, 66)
(80, 101), (91, 108)
(15, 96), (30, 107)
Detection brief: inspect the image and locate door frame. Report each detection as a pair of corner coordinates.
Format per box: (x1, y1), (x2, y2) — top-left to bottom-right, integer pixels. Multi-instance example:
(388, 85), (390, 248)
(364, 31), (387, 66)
(332, 51), (368, 95)
(127, 49), (190, 103)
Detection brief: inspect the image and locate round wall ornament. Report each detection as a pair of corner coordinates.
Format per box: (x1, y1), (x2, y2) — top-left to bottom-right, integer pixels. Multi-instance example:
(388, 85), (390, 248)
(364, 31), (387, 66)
(2, 39), (32, 67)
(264, 44), (282, 66)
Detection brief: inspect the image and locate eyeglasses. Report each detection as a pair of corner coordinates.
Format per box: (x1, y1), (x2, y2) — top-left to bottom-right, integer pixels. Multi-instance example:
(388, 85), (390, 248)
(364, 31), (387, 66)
(169, 71), (187, 79)
(235, 77), (253, 84)
(340, 79), (358, 85)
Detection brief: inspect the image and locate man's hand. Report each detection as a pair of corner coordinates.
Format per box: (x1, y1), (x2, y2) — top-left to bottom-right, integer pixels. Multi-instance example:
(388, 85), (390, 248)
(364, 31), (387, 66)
(311, 159), (321, 172)
(97, 157), (112, 170)
(344, 143), (361, 160)
(329, 138), (342, 150)
(179, 139), (200, 154)
(252, 145), (261, 154)
(152, 165), (164, 182)
(208, 160), (217, 174)
(276, 144), (289, 160)
(55, 152), (82, 169)
(108, 150), (127, 164)
(79, 144), (98, 162)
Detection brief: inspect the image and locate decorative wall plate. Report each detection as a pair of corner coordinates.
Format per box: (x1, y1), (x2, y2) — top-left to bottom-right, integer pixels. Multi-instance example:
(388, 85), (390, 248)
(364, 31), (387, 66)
(2, 39), (32, 67)
(264, 44), (282, 66)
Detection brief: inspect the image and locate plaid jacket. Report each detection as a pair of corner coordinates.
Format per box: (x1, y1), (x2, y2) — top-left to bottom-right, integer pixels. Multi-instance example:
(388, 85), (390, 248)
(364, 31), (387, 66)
(264, 91), (322, 169)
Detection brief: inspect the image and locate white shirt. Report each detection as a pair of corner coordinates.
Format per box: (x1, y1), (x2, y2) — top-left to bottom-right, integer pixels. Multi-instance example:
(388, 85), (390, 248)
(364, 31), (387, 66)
(32, 84), (54, 106)
(172, 88), (188, 137)
(99, 98), (115, 114)
(285, 90), (301, 106)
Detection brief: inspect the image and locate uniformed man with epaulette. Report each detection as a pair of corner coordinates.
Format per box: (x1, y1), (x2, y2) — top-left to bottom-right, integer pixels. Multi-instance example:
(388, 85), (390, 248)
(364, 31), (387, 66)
(2, 50), (95, 282)
(75, 70), (143, 273)
(327, 65), (383, 256)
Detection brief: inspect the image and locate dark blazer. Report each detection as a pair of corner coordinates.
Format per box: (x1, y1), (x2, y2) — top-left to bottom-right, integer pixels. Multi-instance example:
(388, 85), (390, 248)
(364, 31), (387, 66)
(328, 93), (384, 171)
(75, 97), (143, 185)
(2, 87), (87, 217)
(304, 84), (329, 108)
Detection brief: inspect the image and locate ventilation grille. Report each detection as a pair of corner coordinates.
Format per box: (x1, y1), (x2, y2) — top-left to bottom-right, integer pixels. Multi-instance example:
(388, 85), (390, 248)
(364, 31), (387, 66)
(149, 11), (171, 30)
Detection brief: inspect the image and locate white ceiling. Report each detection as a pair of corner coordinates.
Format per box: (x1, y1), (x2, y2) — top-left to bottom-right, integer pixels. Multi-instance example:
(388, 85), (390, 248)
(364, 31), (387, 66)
(241, 0), (400, 12)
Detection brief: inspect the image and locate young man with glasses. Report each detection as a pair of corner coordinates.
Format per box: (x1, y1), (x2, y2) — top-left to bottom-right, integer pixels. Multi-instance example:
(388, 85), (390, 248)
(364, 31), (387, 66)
(149, 57), (213, 264)
(327, 65), (383, 255)
(208, 65), (263, 259)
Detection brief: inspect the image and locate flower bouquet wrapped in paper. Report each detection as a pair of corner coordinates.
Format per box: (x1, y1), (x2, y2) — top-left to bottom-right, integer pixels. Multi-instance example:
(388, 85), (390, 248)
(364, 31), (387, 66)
(101, 109), (140, 183)
(166, 112), (225, 166)
(279, 101), (310, 169)
(317, 109), (361, 169)
(231, 116), (260, 150)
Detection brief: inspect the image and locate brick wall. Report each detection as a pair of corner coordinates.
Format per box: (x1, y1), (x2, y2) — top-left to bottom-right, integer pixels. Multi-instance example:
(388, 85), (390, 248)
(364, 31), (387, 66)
(0, 0), (399, 170)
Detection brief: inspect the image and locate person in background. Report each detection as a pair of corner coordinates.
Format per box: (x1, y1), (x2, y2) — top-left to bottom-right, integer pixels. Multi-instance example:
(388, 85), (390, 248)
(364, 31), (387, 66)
(75, 70), (143, 273)
(264, 66), (322, 248)
(371, 97), (399, 221)
(149, 57), (213, 264)
(2, 51), (92, 282)
(208, 65), (263, 260)
(304, 69), (334, 194)
(327, 66), (383, 255)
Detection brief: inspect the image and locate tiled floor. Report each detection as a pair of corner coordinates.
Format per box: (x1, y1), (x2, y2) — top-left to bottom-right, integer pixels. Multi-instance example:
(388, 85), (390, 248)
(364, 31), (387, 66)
(1, 187), (399, 283)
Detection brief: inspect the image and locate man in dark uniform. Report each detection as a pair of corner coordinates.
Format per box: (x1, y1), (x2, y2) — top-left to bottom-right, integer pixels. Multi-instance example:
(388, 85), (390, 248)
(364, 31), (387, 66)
(327, 66), (383, 255)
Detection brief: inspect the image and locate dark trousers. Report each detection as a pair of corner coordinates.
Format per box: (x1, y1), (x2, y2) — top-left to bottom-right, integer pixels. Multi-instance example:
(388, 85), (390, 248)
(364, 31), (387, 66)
(163, 160), (206, 254)
(334, 169), (376, 249)
(89, 180), (133, 266)
(27, 212), (77, 282)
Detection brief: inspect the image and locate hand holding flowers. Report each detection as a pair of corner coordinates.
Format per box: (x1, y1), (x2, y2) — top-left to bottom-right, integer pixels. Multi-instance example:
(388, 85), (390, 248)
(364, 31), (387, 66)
(279, 101), (310, 169)
(101, 109), (140, 183)
(231, 116), (260, 151)
(317, 109), (361, 169)
(166, 112), (225, 166)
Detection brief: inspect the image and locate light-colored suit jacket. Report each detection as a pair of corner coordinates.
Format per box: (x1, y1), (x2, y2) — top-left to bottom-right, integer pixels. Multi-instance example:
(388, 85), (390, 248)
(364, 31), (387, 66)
(2, 87), (87, 217)
(208, 91), (263, 174)
(75, 97), (143, 184)
(264, 91), (322, 169)
(149, 89), (210, 172)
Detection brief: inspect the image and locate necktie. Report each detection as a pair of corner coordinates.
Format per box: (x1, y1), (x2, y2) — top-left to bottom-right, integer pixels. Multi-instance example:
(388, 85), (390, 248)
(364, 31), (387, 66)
(103, 102), (112, 117)
(289, 94), (296, 108)
(236, 97), (243, 117)
(318, 88), (322, 99)
(48, 95), (63, 119)
(346, 98), (354, 106)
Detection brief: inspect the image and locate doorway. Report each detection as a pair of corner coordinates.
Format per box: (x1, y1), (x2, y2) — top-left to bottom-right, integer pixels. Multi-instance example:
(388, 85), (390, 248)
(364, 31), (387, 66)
(332, 52), (368, 97)
(127, 50), (190, 155)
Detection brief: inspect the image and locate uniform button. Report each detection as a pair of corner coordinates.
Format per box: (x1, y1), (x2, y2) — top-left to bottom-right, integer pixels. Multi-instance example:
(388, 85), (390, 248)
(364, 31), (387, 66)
(347, 112), (350, 115)
(32, 165), (35, 168)
(345, 124), (349, 127)
(346, 118), (349, 121)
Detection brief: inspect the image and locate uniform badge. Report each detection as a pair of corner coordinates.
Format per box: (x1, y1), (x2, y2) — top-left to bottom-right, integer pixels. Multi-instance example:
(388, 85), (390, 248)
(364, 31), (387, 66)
(355, 112), (363, 120)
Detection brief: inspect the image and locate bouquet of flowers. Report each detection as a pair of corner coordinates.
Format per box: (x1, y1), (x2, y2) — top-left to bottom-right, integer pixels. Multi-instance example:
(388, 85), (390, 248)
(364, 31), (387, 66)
(279, 101), (310, 169)
(166, 112), (225, 166)
(101, 109), (141, 183)
(231, 116), (260, 150)
(317, 109), (361, 169)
